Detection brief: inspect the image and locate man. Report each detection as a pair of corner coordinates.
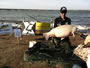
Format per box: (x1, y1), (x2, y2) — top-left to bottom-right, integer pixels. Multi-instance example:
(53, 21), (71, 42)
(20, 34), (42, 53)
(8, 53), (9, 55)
(51, 6), (72, 54)
(54, 7), (71, 27)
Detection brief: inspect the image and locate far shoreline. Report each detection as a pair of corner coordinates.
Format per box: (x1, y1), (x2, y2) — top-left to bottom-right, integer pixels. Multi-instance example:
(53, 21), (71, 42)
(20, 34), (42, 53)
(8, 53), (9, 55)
(0, 8), (90, 11)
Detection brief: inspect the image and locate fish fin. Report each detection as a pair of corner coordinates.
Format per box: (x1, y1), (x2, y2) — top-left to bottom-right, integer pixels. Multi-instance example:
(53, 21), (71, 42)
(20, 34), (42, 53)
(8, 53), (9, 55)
(72, 32), (76, 41)
(61, 38), (64, 40)
(43, 33), (49, 40)
(72, 32), (75, 37)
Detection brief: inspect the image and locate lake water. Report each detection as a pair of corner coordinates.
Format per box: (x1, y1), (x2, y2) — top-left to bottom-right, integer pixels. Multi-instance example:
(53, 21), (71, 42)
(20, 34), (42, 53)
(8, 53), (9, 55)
(0, 9), (90, 33)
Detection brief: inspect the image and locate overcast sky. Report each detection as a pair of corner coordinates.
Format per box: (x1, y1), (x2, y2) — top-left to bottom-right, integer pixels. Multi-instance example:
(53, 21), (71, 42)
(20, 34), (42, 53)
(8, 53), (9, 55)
(0, 0), (90, 10)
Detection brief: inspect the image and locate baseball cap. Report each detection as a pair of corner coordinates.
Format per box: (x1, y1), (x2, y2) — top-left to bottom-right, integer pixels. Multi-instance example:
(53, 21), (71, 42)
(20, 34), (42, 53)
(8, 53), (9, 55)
(60, 7), (67, 13)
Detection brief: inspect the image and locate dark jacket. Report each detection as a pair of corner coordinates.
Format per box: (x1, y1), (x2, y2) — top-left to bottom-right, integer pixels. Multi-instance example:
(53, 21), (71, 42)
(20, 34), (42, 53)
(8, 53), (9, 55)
(54, 16), (71, 27)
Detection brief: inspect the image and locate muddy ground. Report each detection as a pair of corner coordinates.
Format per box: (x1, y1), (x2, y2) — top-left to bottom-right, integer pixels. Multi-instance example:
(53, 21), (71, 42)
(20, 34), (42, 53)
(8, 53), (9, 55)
(0, 34), (86, 68)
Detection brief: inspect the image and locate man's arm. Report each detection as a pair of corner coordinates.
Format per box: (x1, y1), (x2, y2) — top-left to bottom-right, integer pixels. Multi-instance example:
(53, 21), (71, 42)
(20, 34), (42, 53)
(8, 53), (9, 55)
(67, 18), (71, 25)
(54, 18), (57, 28)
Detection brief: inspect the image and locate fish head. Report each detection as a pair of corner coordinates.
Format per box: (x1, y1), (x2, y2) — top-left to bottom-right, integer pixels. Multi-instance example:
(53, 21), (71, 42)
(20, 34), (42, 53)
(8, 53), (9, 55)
(72, 27), (78, 33)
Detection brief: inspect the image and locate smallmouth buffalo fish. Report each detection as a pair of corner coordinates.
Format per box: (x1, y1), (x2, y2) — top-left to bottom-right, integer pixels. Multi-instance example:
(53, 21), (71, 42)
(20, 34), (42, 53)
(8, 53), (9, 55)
(43, 25), (77, 40)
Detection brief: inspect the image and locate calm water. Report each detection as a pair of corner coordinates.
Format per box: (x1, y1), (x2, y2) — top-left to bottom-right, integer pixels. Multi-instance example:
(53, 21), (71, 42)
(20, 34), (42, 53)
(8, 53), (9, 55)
(0, 9), (90, 26)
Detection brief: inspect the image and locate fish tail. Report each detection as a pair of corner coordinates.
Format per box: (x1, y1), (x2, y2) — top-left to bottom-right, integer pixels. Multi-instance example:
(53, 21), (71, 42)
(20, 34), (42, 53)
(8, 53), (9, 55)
(43, 33), (49, 40)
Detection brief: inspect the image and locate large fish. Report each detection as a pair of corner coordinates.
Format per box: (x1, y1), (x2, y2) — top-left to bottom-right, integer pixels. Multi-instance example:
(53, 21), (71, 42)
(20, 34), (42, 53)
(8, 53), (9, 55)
(43, 25), (77, 40)
(84, 34), (90, 45)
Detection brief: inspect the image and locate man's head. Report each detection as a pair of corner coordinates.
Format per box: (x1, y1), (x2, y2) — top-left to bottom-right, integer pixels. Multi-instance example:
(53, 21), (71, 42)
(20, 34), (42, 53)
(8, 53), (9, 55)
(60, 6), (67, 14)
(60, 7), (67, 19)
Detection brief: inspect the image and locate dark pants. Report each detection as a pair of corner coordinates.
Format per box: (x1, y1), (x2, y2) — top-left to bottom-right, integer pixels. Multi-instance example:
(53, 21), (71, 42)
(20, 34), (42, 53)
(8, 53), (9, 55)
(50, 37), (73, 54)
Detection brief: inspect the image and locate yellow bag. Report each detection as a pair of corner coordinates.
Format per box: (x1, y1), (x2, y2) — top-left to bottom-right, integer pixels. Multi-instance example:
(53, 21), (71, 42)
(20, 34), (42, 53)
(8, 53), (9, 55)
(35, 22), (50, 34)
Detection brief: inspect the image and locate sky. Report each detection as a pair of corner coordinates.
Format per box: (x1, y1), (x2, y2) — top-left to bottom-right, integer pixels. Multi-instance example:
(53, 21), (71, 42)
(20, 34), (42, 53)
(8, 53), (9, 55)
(0, 0), (90, 10)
